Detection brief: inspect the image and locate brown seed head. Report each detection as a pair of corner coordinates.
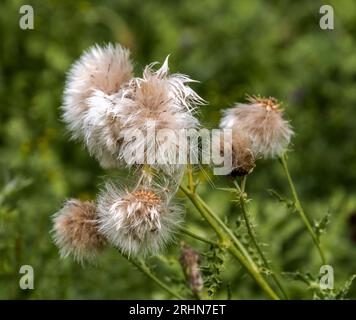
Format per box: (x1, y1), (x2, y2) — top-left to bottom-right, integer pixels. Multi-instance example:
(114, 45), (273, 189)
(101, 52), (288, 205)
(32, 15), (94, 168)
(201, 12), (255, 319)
(132, 190), (161, 206)
(52, 200), (106, 262)
(247, 94), (282, 112)
(180, 242), (204, 295)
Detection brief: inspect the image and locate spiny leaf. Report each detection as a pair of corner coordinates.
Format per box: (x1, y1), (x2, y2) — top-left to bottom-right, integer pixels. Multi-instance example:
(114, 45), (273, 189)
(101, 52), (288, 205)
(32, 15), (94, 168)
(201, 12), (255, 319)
(335, 275), (356, 299)
(202, 244), (227, 297)
(268, 189), (296, 211)
(314, 211), (331, 240)
(217, 187), (239, 195)
(282, 270), (316, 286)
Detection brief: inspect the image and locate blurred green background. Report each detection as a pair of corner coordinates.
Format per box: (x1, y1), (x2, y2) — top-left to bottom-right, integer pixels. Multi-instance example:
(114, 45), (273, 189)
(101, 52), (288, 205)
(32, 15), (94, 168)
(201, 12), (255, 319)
(1, 0), (356, 299)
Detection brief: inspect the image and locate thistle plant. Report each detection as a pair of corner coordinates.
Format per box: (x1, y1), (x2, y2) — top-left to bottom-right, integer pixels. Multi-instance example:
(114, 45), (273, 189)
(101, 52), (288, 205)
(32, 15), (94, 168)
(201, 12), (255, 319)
(51, 43), (349, 300)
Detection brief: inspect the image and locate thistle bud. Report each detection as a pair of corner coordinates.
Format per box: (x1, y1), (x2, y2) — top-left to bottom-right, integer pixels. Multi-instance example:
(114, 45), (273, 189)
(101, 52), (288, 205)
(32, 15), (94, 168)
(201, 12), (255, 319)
(179, 242), (204, 295)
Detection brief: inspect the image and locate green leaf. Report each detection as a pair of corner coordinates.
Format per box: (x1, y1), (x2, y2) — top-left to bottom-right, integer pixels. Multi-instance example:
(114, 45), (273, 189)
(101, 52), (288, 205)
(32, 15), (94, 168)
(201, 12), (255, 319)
(314, 211), (331, 240)
(268, 189), (296, 211)
(335, 275), (356, 299)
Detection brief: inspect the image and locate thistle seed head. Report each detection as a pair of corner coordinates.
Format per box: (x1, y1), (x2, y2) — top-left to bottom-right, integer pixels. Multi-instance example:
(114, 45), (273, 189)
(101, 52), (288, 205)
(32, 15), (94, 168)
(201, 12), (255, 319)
(230, 130), (255, 177)
(220, 95), (293, 159)
(61, 43), (133, 168)
(117, 57), (204, 173)
(52, 199), (106, 263)
(97, 182), (183, 256)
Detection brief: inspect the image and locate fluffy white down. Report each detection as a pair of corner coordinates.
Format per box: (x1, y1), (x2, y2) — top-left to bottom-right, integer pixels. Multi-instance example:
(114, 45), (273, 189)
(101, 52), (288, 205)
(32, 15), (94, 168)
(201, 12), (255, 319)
(52, 199), (105, 263)
(220, 103), (293, 158)
(116, 58), (203, 173)
(97, 182), (183, 256)
(62, 43), (133, 168)
(62, 44), (204, 170)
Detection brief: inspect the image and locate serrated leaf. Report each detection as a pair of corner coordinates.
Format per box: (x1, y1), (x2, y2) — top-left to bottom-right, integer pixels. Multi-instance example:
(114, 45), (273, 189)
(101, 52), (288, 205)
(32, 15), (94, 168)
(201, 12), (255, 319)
(314, 211), (331, 240)
(335, 275), (356, 299)
(268, 189), (296, 211)
(282, 270), (315, 286)
(202, 244), (226, 297)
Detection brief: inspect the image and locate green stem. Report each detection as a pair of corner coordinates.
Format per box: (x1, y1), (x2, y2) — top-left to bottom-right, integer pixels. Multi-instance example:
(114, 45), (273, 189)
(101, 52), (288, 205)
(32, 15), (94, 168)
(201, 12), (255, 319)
(121, 253), (184, 299)
(235, 178), (289, 299)
(180, 185), (226, 242)
(180, 184), (280, 300)
(279, 153), (326, 264)
(180, 228), (219, 246)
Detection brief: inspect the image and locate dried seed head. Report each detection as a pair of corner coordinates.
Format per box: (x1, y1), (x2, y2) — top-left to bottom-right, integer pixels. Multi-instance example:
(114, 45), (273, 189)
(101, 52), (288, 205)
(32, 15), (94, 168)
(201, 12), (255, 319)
(52, 200), (106, 263)
(62, 47), (205, 172)
(61, 43), (133, 168)
(220, 95), (293, 159)
(117, 57), (204, 173)
(230, 130), (255, 177)
(179, 242), (204, 295)
(215, 130), (255, 177)
(97, 182), (183, 256)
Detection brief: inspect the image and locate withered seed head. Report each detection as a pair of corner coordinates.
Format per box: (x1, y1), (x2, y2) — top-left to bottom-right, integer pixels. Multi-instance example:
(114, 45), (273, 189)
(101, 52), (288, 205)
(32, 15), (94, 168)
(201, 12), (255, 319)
(220, 95), (293, 159)
(52, 199), (106, 263)
(97, 182), (183, 256)
(179, 242), (204, 295)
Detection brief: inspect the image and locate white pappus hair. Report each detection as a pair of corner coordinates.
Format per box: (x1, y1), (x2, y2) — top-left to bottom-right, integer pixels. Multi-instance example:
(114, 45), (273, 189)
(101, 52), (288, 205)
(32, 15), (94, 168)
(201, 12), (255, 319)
(62, 43), (133, 168)
(220, 96), (293, 159)
(97, 180), (183, 256)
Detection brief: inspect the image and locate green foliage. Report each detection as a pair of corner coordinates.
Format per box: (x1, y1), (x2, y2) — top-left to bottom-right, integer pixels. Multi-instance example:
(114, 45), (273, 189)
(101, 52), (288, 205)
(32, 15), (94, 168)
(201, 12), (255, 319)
(283, 271), (356, 300)
(1, 0), (356, 299)
(314, 212), (331, 241)
(201, 244), (227, 297)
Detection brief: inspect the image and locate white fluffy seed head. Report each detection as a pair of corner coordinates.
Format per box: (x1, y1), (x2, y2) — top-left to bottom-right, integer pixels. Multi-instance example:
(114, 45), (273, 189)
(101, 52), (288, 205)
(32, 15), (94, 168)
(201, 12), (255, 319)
(97, 181), (183, 256)
(220, 96), (294, 158)
(52, 199), (106, 263)
(62, 43), (133, 168)
(115, 57), (205, 172)
(62, 47), (204, 171)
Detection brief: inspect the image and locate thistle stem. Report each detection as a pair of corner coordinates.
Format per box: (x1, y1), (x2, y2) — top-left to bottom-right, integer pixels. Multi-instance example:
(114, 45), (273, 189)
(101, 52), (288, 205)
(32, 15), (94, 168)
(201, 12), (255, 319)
(121, 253), (184, 300)
(234, 177), (289, 299)
(180, 228), (219, 246)
(180, 184), (280, 300)
(279, 153), (326, 264)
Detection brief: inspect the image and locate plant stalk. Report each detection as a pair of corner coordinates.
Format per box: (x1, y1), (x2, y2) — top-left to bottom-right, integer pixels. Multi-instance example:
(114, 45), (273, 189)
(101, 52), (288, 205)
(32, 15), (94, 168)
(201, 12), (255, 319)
(180, 228), (219, 246)
(279, 153), (326, 264)
(235, 177), (289, 299)
(121, 253), (184, 300)
(180, 184), (280, 300)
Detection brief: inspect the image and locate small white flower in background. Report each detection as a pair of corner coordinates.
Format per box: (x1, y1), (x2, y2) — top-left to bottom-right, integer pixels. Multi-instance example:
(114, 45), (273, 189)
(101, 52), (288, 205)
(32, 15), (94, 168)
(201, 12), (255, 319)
(52, 199), (106, 263)
(220, 95), (293, 159)
(97, 181), (183, 256)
